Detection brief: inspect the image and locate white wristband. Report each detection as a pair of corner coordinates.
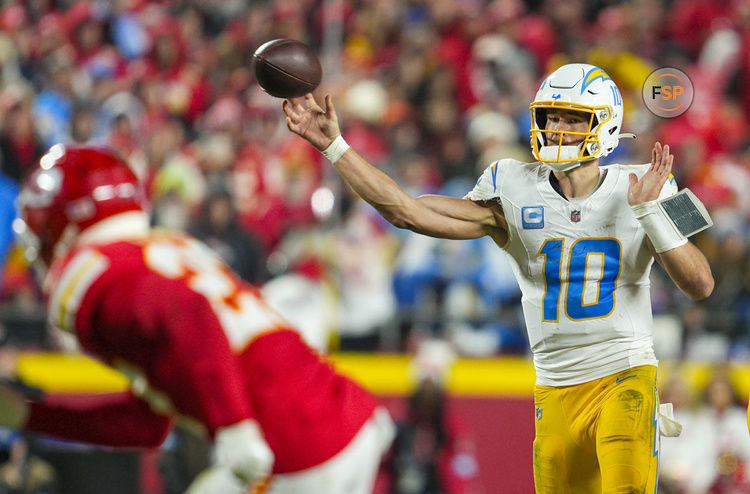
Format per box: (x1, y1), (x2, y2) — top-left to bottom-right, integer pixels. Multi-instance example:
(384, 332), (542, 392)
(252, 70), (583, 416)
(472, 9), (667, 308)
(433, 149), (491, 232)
(631, 199), (687, 253)
(321, 135), (350, 163)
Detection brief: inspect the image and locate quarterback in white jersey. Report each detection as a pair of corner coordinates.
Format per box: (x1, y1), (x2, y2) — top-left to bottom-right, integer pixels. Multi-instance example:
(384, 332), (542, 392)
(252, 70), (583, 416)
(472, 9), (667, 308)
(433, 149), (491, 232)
(283, 63), (714, 493)
(466, 158), (675, 386)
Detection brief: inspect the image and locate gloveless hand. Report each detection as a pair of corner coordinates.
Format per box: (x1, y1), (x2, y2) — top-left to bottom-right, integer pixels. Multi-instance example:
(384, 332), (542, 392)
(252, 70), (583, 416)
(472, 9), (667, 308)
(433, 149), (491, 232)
(628, 142), (674, 206)
(283, 93), (342, 151)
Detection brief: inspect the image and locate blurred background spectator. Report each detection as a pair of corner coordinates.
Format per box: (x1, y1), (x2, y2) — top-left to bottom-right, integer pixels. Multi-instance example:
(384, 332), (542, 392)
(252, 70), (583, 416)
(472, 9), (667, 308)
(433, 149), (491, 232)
(189, 186), (267, 284)
(660, 371), (750, 494)
(383, 339), (481, 494)
(0, 433), (57, 494)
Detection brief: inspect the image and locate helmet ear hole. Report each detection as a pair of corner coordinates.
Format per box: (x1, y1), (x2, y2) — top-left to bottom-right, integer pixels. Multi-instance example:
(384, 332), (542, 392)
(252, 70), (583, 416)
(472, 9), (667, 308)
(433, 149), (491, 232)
(609, 126), (618, 135)
(582, 141), (597, 158)
(535, 108), (547, 132)
(533, 108), (548, 146)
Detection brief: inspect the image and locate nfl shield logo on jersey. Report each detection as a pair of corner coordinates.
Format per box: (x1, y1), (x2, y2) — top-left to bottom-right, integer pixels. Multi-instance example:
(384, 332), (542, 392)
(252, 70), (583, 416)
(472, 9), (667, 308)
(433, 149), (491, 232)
(535, 407), (543, 420)
(570, 209), (581, 223)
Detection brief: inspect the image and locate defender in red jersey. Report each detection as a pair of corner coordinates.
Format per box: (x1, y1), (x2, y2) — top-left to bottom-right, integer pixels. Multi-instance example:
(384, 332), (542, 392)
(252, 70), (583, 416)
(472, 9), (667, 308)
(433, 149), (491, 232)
(6, 145), (394, 494)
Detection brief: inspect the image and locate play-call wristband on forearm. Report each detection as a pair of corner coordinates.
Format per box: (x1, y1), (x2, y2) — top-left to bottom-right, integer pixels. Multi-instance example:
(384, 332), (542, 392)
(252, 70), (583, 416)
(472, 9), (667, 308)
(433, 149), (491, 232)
(631, 188), (712, 253)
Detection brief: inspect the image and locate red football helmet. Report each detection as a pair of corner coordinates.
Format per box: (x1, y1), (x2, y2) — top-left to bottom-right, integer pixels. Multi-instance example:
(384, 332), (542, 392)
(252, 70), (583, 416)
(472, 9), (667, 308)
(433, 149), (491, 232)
(17, 145), (146, 265)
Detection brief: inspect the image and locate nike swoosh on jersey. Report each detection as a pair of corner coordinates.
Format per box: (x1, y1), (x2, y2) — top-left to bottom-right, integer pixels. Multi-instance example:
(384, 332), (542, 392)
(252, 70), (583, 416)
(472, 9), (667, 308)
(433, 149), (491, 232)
(616, 375), (637, 384)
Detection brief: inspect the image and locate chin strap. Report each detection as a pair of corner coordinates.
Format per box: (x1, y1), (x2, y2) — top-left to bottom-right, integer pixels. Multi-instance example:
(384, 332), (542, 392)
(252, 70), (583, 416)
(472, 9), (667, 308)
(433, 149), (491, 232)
(536, 132), (635, 170)
(535, 156), (598, 172)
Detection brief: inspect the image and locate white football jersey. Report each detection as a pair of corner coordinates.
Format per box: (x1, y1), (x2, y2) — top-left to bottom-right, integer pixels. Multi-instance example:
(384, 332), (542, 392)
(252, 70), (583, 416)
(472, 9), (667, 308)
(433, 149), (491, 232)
(467, 159), (678, 386)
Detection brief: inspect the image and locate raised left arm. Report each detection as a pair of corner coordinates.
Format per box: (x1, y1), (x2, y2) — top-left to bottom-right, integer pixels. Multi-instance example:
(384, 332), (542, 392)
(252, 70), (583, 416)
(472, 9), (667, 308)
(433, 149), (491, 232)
(630, 142), (714, 300)
(648, 239), (714, 300)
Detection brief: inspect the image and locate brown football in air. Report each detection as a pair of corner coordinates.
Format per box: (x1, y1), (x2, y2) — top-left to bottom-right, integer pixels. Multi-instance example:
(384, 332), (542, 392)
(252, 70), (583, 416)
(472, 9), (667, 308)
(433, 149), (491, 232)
(252, 39), (322, 99)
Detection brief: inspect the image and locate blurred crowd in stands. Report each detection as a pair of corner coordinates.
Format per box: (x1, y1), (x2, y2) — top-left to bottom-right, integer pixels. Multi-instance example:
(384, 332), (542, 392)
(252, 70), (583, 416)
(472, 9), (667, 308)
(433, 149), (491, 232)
(659, 371), (750, 493)
(1, 0), (750, 362)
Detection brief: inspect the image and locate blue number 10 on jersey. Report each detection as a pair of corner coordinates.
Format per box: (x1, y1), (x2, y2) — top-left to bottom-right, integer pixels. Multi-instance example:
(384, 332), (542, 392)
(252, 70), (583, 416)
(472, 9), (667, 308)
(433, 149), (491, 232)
(538, 238), (622, 321)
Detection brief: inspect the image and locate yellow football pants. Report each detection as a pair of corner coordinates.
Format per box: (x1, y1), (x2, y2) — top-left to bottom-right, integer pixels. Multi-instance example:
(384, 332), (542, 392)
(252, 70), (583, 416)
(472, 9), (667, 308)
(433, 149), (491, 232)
(533, 365), (659, 494)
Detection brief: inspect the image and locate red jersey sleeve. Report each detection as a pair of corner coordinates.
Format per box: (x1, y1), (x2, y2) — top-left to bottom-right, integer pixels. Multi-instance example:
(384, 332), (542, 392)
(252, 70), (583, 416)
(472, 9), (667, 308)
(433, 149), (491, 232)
(49, 239), (257, 437)
(26, 391), (172, 448)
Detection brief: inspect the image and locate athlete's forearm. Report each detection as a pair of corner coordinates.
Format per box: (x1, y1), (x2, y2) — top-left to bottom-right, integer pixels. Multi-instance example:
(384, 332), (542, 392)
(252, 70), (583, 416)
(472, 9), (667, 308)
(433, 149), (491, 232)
(332, 150), (497, 239)
(26, 391), (172, 447)
(332, 149), (418, 229)
(654, 241), (714, 300)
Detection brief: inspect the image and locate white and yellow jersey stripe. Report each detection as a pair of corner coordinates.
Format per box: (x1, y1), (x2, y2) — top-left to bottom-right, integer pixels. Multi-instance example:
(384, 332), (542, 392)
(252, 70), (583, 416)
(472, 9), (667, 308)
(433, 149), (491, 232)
(47, 249), (109, 333)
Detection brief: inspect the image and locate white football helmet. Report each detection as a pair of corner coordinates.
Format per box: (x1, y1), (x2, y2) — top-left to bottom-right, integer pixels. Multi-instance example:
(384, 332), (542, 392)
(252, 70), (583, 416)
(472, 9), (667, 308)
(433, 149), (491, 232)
(530, 63), (628, 171)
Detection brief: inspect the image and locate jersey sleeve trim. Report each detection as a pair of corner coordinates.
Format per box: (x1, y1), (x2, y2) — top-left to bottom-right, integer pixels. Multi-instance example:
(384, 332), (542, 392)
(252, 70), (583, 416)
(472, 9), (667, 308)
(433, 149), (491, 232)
(49, 250), (110, 332)
(465, 160), (507, 201)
